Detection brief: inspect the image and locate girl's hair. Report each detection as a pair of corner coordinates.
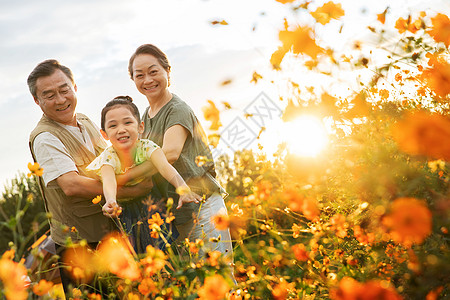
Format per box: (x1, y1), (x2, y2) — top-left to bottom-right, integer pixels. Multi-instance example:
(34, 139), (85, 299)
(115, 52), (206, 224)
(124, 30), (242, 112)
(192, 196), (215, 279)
(128, 44), (171, 79)
(100, 96), (140, 130)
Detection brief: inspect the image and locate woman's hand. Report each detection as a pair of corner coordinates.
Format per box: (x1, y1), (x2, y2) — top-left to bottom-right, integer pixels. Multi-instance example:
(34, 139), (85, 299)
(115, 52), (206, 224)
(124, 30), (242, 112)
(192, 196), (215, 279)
(176, 188), (202, 209)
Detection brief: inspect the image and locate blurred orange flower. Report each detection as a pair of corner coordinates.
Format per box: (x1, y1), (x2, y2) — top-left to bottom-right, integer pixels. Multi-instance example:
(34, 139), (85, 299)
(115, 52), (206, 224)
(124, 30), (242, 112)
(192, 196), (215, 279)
(32, 279), (53, 296)
(27, 162), (43, 177)
(310, 1), (345, 25)
(272, 280), (295, 300)
(419, 59), (450, 98)
(377, 12), (386, 24)
(62, 244), (96, 283)
(88, 293), (102, 300)
(292, 243), (309, 261)
(330, 214), (348, 238)
(140, 245), (167, 276)
(428, 13), (450, 47)
(279, 26), (324, 59)
(392, 111), (450, 161)
(382, 198), (432, 247)
(0, 258), (28, 300)
(206, 250), (222, 267)
(197, 274), (230, 300)
(202, 100), (222, 131)
(426, 286), (444, 300)
(97, 233), (141, 280)
(331, 277), (402, 300)
(212, 213), (230, 230)
(379, 89), (389, 100)
(138, 278), (157, 296)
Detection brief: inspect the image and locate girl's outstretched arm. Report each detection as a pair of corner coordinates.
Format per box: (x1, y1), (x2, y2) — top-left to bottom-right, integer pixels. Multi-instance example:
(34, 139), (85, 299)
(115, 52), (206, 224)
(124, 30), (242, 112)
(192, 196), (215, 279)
(100, 165), (121, 217)
(150, 148), (202, 209)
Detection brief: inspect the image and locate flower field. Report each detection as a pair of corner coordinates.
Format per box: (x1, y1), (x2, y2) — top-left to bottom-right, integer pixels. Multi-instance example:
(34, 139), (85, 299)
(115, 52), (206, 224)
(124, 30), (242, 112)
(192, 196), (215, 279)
(1, 1), (449, 299)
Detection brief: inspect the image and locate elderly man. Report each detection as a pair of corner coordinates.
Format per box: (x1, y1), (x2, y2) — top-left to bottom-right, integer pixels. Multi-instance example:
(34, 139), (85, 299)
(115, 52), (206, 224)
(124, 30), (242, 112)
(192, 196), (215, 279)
(28, 59), (152, 294)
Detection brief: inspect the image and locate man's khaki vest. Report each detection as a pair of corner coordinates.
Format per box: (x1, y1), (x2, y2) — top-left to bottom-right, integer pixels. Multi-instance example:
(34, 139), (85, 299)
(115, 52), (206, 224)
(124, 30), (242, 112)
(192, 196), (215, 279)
(29, 113), (116, 245)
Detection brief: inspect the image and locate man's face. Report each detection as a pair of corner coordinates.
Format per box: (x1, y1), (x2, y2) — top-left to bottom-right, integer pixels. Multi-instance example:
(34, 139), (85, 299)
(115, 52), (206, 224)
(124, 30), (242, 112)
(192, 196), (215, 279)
(34, 69), (78, 126)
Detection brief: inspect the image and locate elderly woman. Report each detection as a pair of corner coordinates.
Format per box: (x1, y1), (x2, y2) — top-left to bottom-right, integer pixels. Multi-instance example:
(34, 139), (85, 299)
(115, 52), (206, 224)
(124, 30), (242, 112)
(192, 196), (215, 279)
(127, 44), (235, 277)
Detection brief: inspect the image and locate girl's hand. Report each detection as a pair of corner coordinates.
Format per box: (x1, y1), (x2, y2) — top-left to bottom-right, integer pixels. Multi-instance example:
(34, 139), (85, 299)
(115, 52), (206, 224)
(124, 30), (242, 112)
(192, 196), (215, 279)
(102, 201), (122, 217)
(177, 191), (202, 209)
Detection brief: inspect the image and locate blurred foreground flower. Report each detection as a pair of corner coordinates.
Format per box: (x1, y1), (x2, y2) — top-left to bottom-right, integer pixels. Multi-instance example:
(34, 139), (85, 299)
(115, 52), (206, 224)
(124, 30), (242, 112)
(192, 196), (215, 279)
(428, 13), (450, 47)
(202, 100), (222, 131)
(382, 198), (432, 248)
(392, 111), (450, 161)
(62, 244), (96, 283)
(310, 1), (345, 25)
(32, 279), (53, 296)
(197, 274), (230, 300)
(97, 233), (141, 280)
(331, 277), (402, 300)
(27, 162), (43, 177)
(0, 258), (28, 300)
(419, 58), (450, 98)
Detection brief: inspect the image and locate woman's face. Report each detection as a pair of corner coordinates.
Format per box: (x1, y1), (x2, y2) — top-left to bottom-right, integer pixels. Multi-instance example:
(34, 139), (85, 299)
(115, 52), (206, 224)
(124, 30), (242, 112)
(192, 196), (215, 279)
(132, 54), (170, 100)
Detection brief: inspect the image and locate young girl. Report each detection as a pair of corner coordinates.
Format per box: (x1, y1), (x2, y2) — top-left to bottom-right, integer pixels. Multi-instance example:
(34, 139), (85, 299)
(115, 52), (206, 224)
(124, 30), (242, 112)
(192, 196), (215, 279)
(87, 96), (202, 252)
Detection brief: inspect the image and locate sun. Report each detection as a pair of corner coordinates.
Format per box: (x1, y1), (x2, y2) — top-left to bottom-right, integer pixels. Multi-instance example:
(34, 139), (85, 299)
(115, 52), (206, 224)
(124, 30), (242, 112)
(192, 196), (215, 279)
(282, 115), (328, 157)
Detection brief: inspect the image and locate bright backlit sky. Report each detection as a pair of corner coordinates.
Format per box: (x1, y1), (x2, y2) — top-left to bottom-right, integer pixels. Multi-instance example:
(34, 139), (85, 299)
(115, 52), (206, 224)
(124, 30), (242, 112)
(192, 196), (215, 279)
(0, 0), (448, 189)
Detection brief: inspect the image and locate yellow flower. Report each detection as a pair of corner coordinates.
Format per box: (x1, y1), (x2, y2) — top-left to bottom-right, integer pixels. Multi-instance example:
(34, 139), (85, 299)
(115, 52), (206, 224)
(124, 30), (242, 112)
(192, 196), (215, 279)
(279, 26), (324, 59)
(195, 155), (208, 167)
(202, 100), (222, 131)
(148, 212), (164, 227)
(27, 162), (43, 177)
(0, 258), (28, 300)
(92, 195), (102, 204)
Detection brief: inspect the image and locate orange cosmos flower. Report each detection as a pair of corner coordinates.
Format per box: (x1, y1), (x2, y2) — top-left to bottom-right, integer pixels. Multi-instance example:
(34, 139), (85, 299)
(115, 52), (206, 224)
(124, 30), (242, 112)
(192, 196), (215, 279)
(331, 277), (402, 300)
(428, 13), (450, 47)
(32, 279), (54, 296)
(426, 286), (444, 300)
(148, 212), (164, 228)
(27, 162), (44, 177)
(419, 59), (450, 98)
(0, 258), (28, 300)
(292, 243), (309, 261)
(2, 249), (15, 260)
(140, 245), (167, 276)
(97, 233), (141, 280)
(206, 250), (222, 267)
(88, 293), (102, 300)
(330, 214), (348, 238)
(202, 100), (222, 131)
(379, 89), (390, 100)
(392, 111), (450, 161)
(272, 280), (295, 300)
(230, 203), (244, 217)
(212, 213), (230, 230)
(138, 278), (157, 296)
(279, 26), (324, 59)
(377, 11), (386, 24)
(310, 1), (345, 25)
(382, 198), (432, 247)
(197, 274), (231, 300)
(92, 195), (101, 204)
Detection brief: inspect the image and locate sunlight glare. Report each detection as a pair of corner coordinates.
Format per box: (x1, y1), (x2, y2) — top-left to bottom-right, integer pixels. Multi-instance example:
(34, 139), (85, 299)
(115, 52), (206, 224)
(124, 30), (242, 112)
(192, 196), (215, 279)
(282, 115), (328, 157)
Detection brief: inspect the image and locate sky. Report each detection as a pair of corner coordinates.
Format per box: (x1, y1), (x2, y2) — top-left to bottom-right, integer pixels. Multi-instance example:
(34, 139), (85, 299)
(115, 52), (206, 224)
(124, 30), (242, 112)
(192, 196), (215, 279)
(0, 0), (448, 190)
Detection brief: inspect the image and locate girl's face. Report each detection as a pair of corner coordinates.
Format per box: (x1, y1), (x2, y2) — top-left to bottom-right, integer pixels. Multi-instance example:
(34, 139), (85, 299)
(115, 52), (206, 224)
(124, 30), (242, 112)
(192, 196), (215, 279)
(131, 54), (170, 100)
(101, 106), (143, 153)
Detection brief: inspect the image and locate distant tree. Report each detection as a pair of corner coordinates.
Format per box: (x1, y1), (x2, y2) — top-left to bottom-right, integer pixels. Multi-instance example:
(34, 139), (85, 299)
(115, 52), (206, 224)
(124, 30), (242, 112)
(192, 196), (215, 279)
(0, 172), (48, 261)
